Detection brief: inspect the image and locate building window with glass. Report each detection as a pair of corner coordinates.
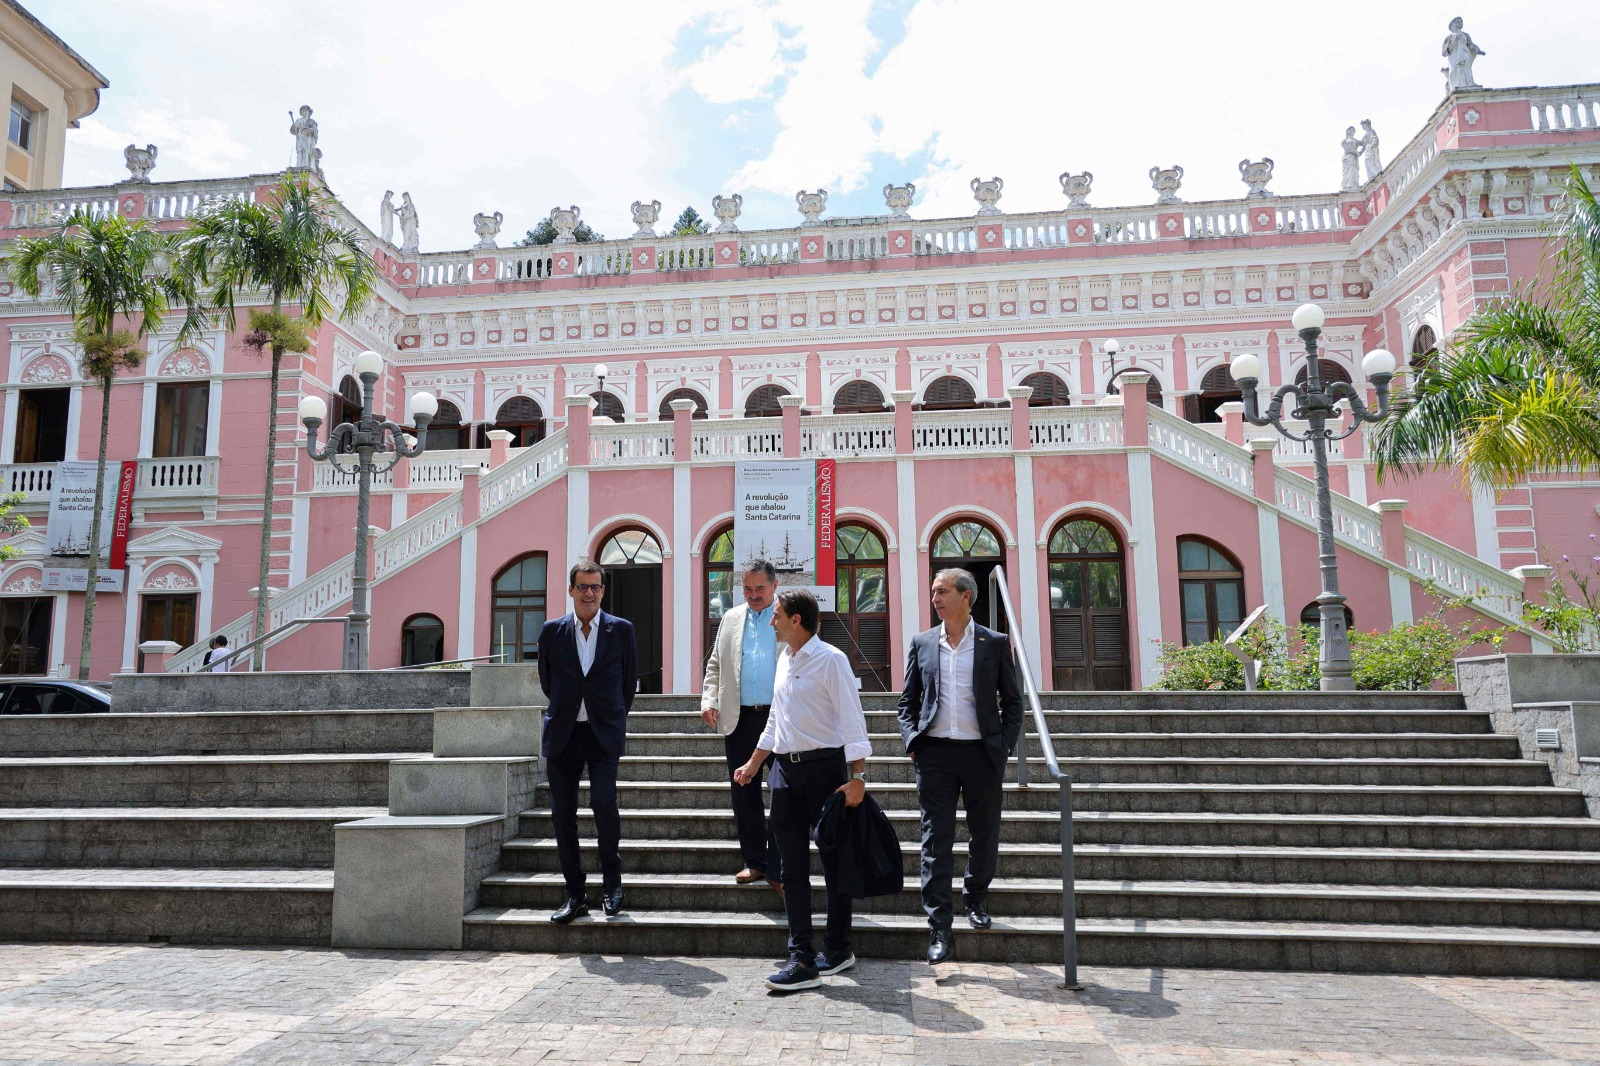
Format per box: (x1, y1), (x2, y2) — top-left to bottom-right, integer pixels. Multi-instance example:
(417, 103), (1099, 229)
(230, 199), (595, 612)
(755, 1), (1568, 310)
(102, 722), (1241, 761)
(9, 98), (36, 152)
(152, 382), (210, 458)
(1177, 537), (1245, 645)
(491, 553), (547, 663)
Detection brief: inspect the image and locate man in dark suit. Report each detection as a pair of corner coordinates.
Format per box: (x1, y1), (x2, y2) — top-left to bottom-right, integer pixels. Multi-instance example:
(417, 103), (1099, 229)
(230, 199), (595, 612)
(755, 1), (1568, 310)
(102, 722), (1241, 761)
(897, 567), (1024, 964)
(538, 558), (638, 924)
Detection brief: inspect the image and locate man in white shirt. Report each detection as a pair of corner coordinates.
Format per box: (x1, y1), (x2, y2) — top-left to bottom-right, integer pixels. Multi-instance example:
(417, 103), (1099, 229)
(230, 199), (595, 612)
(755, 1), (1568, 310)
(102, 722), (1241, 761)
(897, 568), (1024, 964)
(733, 588), (871, 992)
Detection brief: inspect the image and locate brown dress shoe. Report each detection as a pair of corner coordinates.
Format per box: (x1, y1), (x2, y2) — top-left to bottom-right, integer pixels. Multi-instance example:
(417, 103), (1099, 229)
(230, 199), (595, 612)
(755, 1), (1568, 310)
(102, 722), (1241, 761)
(735, 867), (763, 885)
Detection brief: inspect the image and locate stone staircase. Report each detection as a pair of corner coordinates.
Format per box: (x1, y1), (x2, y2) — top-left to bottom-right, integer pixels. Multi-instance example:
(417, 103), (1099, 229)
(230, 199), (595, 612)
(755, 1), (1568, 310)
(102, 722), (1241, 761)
(466, 692), (1600, 977)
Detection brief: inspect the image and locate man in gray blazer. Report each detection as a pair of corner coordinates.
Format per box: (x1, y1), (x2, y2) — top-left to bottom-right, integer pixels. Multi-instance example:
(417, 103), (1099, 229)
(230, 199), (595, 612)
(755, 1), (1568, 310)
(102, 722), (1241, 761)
(701, 559), (782, 892)
(897, 568), (1024, 964)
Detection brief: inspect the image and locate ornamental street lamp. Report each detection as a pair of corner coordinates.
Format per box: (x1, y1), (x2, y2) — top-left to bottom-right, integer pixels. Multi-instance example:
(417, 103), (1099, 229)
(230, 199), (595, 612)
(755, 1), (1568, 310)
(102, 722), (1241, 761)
(298, 349), (438, 670)
(1229, 303), (1397, 691)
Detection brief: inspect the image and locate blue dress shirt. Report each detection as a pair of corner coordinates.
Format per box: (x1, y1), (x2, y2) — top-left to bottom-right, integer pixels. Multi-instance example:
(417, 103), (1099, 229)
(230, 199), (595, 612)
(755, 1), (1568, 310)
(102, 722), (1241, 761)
(739, 603), (778, 705)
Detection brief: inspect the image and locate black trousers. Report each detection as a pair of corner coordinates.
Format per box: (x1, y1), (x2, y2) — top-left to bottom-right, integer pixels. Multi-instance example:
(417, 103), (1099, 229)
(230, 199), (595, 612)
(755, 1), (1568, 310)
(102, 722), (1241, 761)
(723, 705), (776, 875)
(914, 738), (1004, 931)
(546, 722), (622, 897)
(769, 752), (853, 963)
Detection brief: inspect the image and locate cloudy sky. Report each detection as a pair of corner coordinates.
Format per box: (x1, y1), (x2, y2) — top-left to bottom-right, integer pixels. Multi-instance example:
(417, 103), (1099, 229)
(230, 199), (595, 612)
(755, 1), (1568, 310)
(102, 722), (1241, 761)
(38, 0), (1598, 252)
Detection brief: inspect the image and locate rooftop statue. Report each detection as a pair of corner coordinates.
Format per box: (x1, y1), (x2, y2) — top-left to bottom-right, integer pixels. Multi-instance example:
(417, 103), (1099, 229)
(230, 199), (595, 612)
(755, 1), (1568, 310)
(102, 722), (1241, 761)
(1360, 120), (1382, 182)
(289, 105), (318, 170)
(1340, 127), (1363, 192)
(398, 192), (419, 254)
(1442, 17), (1485, 91)
(379, 191), (396, 246)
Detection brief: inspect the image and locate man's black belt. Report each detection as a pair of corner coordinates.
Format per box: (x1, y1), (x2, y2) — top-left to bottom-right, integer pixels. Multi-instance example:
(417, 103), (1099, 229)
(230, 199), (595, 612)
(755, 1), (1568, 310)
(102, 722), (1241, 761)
(739, 704), (771, 712)
(780, 745), (844, 763)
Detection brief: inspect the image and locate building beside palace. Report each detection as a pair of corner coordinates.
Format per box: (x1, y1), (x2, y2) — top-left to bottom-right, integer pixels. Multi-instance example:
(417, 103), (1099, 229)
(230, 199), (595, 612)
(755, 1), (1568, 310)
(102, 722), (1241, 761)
(0, 16), (1597, 686)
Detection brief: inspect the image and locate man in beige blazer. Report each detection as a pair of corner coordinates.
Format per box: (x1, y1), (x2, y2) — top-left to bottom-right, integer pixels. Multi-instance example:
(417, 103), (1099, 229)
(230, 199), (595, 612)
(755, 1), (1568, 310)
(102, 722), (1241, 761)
(701, 559), (781, 891)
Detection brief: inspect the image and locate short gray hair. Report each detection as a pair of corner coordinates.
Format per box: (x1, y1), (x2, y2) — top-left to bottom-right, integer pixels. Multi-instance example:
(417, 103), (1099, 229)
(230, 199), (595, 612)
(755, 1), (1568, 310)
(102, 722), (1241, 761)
(741, 559), (778, 585)
(934, 567), (977, 606)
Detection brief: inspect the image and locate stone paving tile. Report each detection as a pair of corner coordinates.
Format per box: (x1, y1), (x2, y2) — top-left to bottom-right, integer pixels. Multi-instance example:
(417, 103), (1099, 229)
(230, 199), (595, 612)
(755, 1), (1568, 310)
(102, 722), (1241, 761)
(0, 944), (1597, 1064)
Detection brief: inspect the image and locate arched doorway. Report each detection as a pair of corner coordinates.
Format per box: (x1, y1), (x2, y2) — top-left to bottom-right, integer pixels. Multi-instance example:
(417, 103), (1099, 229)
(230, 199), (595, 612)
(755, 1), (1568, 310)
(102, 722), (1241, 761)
(1020, 372), (1071, 407)
(821, 523), (891, 691)
(482, 395), (545, 447)
(1185, 366), (1242, 424)
(658, 387), (709, 420)
(920, 375), (979, 410)
(930, 519), (1005, 630)
(744, 384), (788, 418)
(702, 525), (735, 665)
(832, 380), (887, 414)
(401, 613), (445, 666)
(1177, 537), (1245, 645)
(491, 553), (548, 663)
(1047, 516), (1129, 690)
(598, 528), (664, 693)
(425, 399), (470, 450)
(1295, 360), (1353, 388)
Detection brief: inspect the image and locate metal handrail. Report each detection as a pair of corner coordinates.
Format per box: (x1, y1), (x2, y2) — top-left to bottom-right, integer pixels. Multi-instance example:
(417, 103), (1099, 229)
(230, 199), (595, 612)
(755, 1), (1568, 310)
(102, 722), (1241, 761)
(1224, 604), (1272, 691)
(207, 617), (348, 673)
(986, 567), (1079, 990)
(384, 654), (499, 671)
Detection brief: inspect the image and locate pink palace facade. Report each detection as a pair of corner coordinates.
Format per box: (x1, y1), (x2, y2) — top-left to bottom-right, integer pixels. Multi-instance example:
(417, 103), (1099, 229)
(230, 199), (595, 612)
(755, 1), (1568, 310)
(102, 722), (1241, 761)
(1, 80), (1599, 688)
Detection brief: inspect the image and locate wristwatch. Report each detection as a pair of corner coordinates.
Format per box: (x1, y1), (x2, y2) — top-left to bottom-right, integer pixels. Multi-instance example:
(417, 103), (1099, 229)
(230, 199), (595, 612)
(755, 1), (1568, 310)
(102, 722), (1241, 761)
(849, 770), (868, 783)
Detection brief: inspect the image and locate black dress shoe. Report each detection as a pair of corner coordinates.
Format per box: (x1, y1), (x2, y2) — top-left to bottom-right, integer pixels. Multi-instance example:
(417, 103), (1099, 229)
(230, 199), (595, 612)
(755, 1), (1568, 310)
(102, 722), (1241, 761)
(602, 883), (625, 917)
(550, 895), (589, 924)
(927, 928), (953, 965)
(965, 902), (992, 930)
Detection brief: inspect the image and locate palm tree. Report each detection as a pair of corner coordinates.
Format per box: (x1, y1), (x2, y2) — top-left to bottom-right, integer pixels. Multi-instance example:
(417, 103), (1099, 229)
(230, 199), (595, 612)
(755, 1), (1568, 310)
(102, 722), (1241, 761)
(1369, 166), (1600, 485)
(177, 176), (377, 668)
(10, 210), (187, 679)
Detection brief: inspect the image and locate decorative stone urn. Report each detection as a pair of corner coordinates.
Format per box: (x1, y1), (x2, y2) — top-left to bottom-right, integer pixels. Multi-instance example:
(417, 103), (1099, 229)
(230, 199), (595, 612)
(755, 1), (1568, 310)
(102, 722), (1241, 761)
(970, 176), (1003, 216)
(472, 210), (503, 249)
(1059, 170), (1093, 207)
(631, 199), (661, 238)
(549, 205), (581, 243)
(882, 182), (915, 220)
(795, 189), (828, 223)
(1149, 165), (1185, 205)
(712, 193), (742, 233)
(1238, 158), (1275, 198)
(122, 143), (157, 183)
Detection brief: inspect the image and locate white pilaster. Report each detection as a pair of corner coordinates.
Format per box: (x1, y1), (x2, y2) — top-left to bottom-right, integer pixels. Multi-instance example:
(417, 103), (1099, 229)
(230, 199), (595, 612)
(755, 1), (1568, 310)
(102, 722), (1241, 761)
(1256, 505), (1286, 624)
(1126, 450), (1164, 688)
(457, 526), (478, 659)
(120, 560), (145, 672)
(566, 468), (590, 613)
(137, 381), (157, 459)
(289, 495), (310, 587)
(895, 458), (919, 644)
(0, 390), (17, 462)
(198, 556), (216, 640)
(1387, 570), (1414, 626)
(1470, 479), (1498, 564)
(1011, 454), (1044, 688)
(390, 491), (408, 529)
(205, 378), (223, 456)
(65, 385), (82, 461)
(50, 591), (67, 677)
(672, 464), (691, 692)
(1343, 461), (1367, 505)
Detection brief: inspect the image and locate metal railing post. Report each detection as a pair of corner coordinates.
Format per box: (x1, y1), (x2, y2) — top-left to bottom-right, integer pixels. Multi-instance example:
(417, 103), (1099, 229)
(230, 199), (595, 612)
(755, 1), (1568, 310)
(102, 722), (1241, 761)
(1059, 766), (1081, 990)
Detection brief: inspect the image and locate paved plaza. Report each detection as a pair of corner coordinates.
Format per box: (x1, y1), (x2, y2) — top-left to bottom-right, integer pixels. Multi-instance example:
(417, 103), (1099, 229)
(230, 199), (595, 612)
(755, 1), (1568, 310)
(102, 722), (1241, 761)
(0, 944), (1595, 1064)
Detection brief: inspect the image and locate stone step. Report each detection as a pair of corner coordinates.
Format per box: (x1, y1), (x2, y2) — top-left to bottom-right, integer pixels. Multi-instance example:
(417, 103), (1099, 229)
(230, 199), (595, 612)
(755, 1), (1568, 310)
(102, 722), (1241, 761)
(608, 755), (1552, 786)
(0, 807), (382, 867)
(478, 871), (1600, 930)
(497, 837), (1600, 889)
(461, 908), (1600, 977)
(619, 732), (1522, 760)
(518, 807), (1600, 852)
(625, 708), (1494, 735)
(0, 867), (332, 945)
(630, 692), (1470, 712)
(0, 754), (405, 808)
(548, 779), (1590, 818)
(0, 709), (434, 758)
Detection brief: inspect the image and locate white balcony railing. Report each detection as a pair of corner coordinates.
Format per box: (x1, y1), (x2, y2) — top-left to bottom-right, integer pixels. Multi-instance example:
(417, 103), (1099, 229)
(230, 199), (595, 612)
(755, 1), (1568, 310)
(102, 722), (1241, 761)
(1148, 408), (1255, 493)
(691, 418), (783, 459)
(801, 414), (896, 458)
(1030, 405), (1124, 450)
(912, 408), (1011, 455)
(0, 463), (55, 501)
(590, 422), (675, 466)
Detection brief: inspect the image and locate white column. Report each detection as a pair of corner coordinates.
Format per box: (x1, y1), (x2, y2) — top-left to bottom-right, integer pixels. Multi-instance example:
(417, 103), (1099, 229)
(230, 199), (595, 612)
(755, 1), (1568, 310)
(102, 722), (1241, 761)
(120, 560), (145, 672)
(205, 378), (223, 456)
(50, 591), (68, 677)
(1256, 505), (1286, 623)
(1, 389), (17, 462)
(137, 381), (157, 458)
(457, 525), (478, 659)
(289, 495), (310, 587)
(672, 464), (691, 692)
(1470, 479), (1498, 564)
(895, 458), (919, 643)
(1126, 450), (1164, 688)
(198, 556), (216, 639)
(1011, 453), (1044, 688)
(65, 385), (82, 461)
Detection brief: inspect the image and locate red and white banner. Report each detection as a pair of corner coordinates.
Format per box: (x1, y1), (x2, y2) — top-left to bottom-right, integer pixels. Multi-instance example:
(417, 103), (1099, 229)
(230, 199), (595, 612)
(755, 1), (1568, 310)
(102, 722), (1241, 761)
(814, 459), (835, 589)
(108, 460), (137, 571)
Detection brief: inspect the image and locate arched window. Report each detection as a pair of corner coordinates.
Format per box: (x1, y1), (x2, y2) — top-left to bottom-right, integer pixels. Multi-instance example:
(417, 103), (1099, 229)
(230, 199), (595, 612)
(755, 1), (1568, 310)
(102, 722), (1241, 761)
(1186, 366), (1242, 424)
(598, 529), (664, 693)
(1047, 516), (1129, 690)
(1020, 372), (1071, 407)
(491, 553), (547, 663)
(483, 395), (545, 448)
(590, 391), (626, 423)
(703, 525), (735, 662)
(921, 375), (978, 410)
(822, 523), (890, 691)
(332, 376), (362, 453)
(1177, 537), (1245, 645)
(423, 399), (469, 451)
(930, 519), (1004, 629)
(744, 384), (788, 418)
(832, 380), (887, 414)
(1294, 360), (1353, 388)
(658, 387), (709, 421)
(1298, 601), (1354, 630)
(401, 613), (445, 667)
(1410, 325), (1438, 371)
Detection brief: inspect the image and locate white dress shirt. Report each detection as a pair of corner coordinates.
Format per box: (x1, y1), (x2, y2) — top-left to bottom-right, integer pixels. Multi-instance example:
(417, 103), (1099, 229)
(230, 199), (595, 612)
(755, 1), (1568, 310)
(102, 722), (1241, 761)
(758, 635), (872, 763)
(573, 615), (599, 723)
(930, 622), (981, 740)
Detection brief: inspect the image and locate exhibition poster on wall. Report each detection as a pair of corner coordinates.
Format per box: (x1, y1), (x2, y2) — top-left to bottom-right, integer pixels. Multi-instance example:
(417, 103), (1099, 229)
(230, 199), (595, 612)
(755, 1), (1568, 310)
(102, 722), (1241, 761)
(733, 459), (835, 611)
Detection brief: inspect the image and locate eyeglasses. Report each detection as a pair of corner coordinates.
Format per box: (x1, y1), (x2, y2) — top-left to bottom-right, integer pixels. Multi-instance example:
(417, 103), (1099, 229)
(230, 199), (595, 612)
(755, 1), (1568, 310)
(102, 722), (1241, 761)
(573, 583), (604, 594)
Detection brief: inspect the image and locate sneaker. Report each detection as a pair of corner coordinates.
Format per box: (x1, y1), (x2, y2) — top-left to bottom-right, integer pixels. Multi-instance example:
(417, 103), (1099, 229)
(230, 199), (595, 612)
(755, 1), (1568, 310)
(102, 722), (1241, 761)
(814, 949), (856, 976)
(765, 958), (823, 992)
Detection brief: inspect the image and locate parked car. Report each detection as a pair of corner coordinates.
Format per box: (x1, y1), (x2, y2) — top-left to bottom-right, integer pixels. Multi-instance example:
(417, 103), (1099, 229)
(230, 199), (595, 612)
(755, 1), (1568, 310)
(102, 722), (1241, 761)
(0, 679), (111, 715)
